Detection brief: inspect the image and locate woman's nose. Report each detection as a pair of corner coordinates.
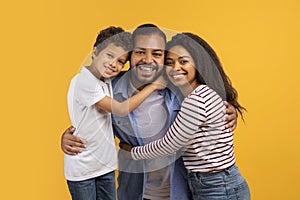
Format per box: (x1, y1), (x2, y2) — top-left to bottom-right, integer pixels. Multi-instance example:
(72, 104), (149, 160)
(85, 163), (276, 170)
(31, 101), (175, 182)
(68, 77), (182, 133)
(173, 61), (181, 70)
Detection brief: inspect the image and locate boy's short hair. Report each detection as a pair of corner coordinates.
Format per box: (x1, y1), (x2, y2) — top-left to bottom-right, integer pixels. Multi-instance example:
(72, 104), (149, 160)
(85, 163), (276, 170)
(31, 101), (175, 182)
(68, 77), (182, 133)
(132, 24), (166, 46)
(93, 26), (132, 56)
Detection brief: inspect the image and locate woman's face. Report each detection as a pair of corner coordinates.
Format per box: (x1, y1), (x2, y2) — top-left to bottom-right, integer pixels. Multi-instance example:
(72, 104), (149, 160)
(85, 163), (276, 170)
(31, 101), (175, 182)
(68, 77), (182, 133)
(165, 45), (198, 88)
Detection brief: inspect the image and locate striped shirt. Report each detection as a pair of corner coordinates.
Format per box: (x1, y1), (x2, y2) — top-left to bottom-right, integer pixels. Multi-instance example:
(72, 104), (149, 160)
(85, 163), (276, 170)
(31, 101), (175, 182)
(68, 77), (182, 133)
(131, 85), (236, 172)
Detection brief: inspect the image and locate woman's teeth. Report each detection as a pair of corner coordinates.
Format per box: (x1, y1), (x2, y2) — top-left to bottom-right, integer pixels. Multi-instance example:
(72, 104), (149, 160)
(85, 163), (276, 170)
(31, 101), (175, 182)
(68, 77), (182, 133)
(172, 74), (185, 79)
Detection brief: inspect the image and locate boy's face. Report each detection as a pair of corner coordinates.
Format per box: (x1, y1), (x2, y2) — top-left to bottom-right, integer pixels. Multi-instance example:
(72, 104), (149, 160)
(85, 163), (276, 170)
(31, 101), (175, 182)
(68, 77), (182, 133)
(130, 34), (165, 87)
(91, 43), (128, 79)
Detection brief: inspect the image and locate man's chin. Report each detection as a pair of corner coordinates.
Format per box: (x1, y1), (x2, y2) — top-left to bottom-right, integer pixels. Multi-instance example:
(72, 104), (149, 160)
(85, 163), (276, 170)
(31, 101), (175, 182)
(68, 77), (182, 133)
(138, 77), (154, 85)
(136, 72), (156, 83)
(131, 68), (162, 87)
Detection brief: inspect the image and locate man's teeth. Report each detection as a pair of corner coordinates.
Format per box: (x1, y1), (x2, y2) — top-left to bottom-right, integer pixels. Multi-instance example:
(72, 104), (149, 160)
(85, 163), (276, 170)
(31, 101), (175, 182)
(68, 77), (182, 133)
(139, 66), (154, 72)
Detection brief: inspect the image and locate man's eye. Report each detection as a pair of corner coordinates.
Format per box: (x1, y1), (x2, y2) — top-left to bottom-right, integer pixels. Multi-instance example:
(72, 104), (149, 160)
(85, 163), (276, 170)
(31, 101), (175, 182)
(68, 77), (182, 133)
(153, 53), (162, 57)
(134, 51), (144, 55)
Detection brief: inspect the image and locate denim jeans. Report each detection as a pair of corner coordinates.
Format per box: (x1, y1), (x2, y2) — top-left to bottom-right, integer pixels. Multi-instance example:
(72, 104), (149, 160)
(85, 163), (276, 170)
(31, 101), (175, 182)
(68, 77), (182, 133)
(187, 165), (250, 200)
(67, 171), (116, 200)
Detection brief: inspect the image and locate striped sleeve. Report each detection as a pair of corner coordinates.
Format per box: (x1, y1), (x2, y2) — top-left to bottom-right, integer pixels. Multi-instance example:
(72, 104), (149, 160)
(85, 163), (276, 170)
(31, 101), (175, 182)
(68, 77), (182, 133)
(131, 92), (207, 160)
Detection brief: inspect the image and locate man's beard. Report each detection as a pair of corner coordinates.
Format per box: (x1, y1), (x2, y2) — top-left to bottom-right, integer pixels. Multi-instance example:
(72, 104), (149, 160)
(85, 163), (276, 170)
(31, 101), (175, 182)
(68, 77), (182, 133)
(131, 63), (163, 88)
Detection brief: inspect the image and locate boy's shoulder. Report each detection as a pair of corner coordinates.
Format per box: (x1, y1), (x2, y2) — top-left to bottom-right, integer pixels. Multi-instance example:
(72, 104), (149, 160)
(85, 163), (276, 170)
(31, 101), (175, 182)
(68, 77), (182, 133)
(77, 67), (101, 83)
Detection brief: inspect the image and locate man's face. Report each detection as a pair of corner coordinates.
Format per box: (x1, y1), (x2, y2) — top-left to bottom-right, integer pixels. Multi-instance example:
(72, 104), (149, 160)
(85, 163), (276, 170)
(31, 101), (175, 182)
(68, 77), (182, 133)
(130, 34), (165, 87)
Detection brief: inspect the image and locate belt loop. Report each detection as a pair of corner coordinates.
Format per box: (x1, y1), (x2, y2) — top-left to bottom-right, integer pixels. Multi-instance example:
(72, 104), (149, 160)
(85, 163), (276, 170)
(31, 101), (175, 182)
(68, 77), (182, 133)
(224, 168), (230, 175)
(224, 164), (235, 175)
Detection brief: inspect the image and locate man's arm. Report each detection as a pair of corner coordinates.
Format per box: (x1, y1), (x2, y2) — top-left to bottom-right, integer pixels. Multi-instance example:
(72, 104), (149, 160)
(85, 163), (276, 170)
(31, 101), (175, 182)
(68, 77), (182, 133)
(61, 126), (86, 155)
(223, 101), (237, 132)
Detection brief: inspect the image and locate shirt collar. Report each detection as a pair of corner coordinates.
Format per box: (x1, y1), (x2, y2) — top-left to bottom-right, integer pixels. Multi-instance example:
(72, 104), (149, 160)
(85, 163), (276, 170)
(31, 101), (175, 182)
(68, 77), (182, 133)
(113, 71), (133, 99)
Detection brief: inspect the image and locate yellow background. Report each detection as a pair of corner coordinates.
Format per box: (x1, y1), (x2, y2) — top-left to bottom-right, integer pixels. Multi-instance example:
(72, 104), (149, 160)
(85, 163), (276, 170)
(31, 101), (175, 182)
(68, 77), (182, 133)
(1, 0), (299, 199)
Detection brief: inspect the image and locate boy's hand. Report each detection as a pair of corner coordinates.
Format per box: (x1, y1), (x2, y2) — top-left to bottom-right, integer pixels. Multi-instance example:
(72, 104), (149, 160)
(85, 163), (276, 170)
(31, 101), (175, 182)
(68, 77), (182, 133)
(152, 74), (168, 90)
(223, 101), (237, 131)
(61, 126), (86, 155)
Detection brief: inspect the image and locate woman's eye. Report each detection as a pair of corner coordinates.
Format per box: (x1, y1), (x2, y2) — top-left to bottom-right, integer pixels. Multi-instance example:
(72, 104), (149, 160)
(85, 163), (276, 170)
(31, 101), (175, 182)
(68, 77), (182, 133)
(166, 61), (173, 66)
(179, 60), (188, 65)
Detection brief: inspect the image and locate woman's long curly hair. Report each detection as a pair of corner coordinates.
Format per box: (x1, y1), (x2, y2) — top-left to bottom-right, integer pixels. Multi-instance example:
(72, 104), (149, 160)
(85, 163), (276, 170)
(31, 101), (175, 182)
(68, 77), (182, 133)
(166, 33), (246, 118)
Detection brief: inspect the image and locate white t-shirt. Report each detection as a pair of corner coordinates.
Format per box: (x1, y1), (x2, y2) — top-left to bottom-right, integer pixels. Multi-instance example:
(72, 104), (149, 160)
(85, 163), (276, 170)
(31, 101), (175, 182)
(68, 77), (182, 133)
(64, 67), (117, 181)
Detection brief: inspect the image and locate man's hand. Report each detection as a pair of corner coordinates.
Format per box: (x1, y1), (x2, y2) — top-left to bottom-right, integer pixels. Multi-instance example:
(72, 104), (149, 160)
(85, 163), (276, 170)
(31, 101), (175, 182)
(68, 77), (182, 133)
(119, 142), (133, 152)
(223, 101), (238, 132)
(119, 142), (133, 159)
(61, 126), (86, 155)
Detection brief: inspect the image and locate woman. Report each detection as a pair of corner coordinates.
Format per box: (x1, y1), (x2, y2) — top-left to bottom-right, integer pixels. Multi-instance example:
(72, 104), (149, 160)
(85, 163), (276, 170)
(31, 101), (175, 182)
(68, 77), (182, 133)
(120, 33), (250, 200)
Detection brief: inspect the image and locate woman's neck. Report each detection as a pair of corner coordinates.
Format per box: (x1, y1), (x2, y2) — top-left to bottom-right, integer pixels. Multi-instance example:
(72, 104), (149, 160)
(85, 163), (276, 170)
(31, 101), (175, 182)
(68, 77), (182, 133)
(179, 81), (200, 97)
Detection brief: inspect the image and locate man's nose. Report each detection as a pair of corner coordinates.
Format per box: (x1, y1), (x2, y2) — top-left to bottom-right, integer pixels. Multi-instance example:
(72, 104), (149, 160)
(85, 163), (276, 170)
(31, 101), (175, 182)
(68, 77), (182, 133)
(143, 52), (153, 64)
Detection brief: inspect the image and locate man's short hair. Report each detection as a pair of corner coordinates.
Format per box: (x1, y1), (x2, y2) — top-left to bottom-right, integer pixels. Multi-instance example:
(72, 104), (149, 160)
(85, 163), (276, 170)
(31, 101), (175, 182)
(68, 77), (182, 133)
(132, 24), (166, 46)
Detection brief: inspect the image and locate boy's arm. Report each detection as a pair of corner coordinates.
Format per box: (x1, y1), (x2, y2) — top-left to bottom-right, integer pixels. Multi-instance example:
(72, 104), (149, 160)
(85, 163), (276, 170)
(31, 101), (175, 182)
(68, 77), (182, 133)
(223, 101), (238, 131)
(96, 78), (166, 117)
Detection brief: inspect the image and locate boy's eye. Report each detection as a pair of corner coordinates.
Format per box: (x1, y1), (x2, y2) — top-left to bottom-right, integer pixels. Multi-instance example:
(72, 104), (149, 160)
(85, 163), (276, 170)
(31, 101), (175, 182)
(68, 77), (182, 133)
(106, 53), (114, 58)
(118, 60), (126, 65)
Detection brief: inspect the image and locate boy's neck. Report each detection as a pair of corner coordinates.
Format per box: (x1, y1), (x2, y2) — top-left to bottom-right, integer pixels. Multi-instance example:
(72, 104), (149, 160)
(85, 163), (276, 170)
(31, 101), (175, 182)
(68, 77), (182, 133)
(86, 66), (104, 81)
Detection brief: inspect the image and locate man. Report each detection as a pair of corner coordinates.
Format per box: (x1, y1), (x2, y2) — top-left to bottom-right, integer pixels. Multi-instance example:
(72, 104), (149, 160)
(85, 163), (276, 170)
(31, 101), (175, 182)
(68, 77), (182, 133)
(62, 24), (237, 200)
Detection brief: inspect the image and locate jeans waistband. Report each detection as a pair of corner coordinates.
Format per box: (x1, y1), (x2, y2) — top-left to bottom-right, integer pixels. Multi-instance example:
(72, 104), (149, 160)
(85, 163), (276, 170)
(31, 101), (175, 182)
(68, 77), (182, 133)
(187, 164), (237, 177)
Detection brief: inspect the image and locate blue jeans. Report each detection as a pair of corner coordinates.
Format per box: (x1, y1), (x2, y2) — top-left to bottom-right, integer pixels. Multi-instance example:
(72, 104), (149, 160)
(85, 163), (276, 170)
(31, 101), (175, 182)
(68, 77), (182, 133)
(67, 171), (116, 200)
(187, 165), (250, 200)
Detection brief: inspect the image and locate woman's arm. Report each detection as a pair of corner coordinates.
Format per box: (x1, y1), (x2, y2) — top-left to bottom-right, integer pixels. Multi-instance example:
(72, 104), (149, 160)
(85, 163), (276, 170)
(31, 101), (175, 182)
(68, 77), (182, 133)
(129, 96), (204, 160)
